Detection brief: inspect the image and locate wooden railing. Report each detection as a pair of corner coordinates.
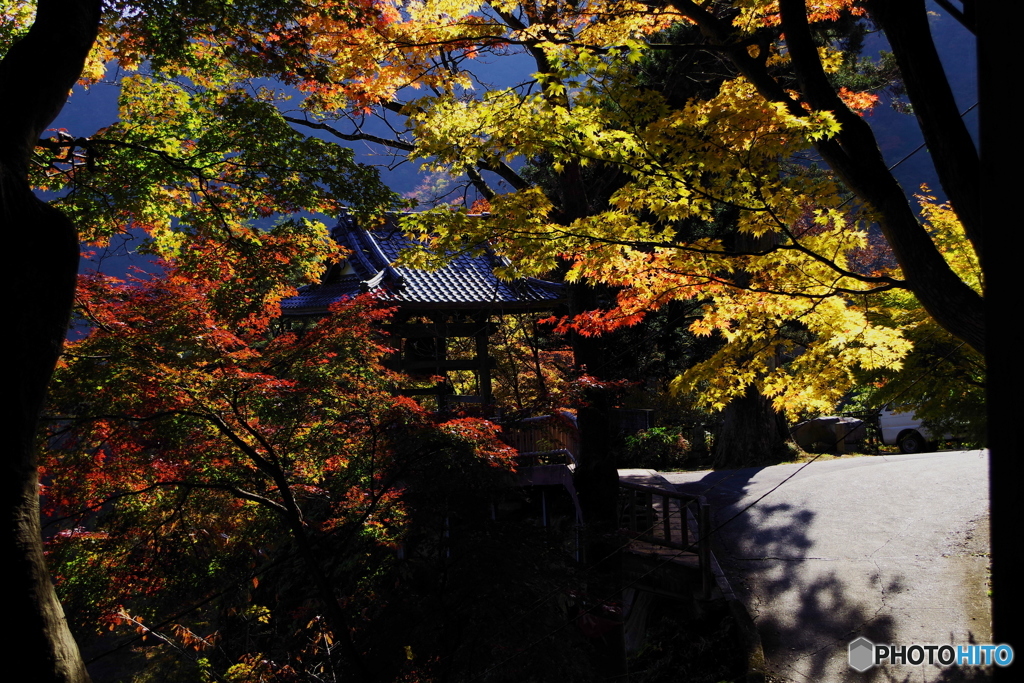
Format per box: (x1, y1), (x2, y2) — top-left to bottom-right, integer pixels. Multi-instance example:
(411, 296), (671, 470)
(617, 481), (714, 599)
(500, 413), (580, 466)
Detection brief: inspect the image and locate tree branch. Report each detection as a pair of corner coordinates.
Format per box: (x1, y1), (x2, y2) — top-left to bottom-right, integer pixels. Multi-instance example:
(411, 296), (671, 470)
(283, 115), (416, 152)
(867, 0), (981, 259)
(475, 157), (530, 192)
(776, 0), (984, 352)
(669, 0), (984, 352)
(44, 480), (288, 528)
(932, 0), (975, 33)
(0, 0), (102, 174)
(466, 165), (496, 201)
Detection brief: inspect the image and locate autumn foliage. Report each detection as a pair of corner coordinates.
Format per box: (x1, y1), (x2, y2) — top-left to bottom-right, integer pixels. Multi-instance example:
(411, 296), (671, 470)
(20, 0), (979, 422)
(3, 0), (988, 678)
(41, 238), (521, 679)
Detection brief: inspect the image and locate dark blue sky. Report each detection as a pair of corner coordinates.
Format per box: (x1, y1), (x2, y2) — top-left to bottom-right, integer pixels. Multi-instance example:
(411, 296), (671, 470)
(49, 2), (976, 274)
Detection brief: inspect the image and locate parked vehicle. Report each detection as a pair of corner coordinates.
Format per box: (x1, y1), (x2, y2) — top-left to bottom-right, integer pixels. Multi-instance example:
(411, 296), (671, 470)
(877, 405), (935, 454)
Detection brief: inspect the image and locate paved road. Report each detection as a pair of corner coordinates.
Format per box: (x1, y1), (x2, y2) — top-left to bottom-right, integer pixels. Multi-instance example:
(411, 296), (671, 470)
(661, 450), (991, 682)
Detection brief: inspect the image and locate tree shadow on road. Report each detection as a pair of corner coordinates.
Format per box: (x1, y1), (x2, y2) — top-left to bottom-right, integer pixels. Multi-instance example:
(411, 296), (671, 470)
(670, 467), (991, 683)
(728, 497), (899, 682)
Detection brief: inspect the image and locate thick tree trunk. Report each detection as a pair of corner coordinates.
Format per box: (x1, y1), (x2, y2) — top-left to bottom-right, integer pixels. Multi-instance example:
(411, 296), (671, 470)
(564, 228), (627, 681)
(556, 159), (619, 533)
(979, 5), (1020, 678)
(712, 385), (790, 469)
(2, 2), (102, 681)
(6, 174), (91, 683)
(570, 281), (620, 532)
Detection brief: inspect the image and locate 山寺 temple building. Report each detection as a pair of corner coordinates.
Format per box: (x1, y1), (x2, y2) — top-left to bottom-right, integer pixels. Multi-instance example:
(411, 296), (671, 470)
(282, 213), (565, 411)
(283, 213), (581, 550)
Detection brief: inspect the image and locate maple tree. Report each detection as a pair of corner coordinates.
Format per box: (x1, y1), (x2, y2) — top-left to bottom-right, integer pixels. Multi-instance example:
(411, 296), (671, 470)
(249, 0), (990, 510)
(251, 0), (954, 419)
(277, 3), (890, 474)
(4, 0), (406, 679)
(281, 0), (980, 446)
(849, 190), (985, 443)
(42, 239), (529, 681)
(381, 1), (958, 408)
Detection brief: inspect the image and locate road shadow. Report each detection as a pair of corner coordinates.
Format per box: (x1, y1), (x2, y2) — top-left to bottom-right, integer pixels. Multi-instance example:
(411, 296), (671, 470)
(669, 466), (992, 683)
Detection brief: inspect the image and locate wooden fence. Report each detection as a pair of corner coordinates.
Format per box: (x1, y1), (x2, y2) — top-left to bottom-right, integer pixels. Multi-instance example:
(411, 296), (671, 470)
(617, 481), (714, 599)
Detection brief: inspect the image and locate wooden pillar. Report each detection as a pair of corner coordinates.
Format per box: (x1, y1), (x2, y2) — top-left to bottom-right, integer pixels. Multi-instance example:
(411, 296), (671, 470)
(434, 314), (448, 411)
(475, 314), (492, 409)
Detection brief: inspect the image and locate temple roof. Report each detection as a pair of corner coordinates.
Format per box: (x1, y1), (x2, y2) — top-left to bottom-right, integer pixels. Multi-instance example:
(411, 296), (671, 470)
(281, 214), (565, 316)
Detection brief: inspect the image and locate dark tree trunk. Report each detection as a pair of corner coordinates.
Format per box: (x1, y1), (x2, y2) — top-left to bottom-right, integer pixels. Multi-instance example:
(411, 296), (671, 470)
(560, 187), (628, 679)
(6, 160), (92, 683)
(2, 1), (103, 680)
(979, 4), (1021, 678)
(574, 383), (620, 530)
(573, 375), (629, 681)
(708, 227), (790, 469)
(570, 282), (620, 531)
(712, 385), (790, 469)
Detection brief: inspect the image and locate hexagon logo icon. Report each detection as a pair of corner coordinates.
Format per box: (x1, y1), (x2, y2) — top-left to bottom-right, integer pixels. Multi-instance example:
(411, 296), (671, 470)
(849, 637), (875, 672)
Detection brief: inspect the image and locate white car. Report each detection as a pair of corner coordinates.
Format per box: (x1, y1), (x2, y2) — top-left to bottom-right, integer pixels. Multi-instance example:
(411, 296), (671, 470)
(877, 405), (934, 454)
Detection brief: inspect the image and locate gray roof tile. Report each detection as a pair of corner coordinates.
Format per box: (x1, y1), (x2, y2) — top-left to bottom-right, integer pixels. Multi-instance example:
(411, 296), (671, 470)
(282, 214), (565, 315)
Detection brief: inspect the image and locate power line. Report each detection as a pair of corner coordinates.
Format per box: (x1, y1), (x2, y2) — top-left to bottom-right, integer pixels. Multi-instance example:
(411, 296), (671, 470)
(839, 101), (978, 209)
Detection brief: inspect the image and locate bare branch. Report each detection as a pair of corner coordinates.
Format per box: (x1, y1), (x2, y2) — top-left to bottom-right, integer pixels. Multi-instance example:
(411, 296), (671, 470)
(283, 115), (416, 152)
